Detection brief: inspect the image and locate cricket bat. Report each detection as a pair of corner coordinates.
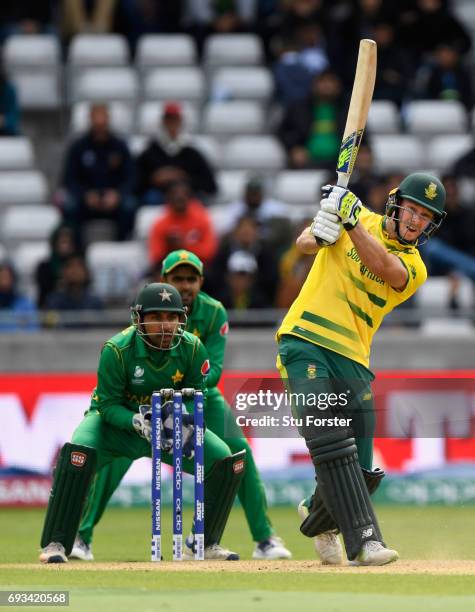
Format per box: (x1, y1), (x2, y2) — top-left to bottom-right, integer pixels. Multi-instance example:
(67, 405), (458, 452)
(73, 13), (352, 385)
(336, 39), (377, 189)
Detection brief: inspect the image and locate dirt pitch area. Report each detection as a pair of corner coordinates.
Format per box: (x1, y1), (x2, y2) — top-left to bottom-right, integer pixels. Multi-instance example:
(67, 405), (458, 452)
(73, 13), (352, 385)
(5, 560), (475, 574)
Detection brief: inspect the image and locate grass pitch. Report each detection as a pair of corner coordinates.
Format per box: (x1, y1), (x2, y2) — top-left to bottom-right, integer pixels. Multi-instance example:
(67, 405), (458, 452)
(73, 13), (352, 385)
(1, 505), (474, 611)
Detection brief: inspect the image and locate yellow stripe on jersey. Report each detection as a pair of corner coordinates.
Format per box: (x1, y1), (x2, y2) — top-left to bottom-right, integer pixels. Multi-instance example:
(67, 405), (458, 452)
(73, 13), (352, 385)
(276, 207), (427, 368)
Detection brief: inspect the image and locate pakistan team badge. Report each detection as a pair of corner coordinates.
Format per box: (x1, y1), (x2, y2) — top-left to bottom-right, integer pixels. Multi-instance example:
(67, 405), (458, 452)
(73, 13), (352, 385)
(306, 364), (317, 379)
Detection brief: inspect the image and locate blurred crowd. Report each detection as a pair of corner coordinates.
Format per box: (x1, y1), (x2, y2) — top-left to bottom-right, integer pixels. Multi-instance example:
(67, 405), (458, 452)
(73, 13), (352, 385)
(1, 0), (475, 329)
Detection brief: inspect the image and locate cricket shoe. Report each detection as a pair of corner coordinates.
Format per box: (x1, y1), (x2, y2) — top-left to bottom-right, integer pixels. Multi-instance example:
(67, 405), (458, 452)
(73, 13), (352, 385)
(350, 541), (399, 566)
(252, 536), (292, 560)
(183, 536), (239, 561)
(69, 536), (94, 561)
(298, 498), (343, 565)
(39, 542), (67, 564)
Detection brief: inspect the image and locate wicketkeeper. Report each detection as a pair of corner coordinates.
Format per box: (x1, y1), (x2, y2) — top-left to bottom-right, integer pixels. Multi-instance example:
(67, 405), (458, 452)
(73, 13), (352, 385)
(276, 173), (446, 565)
(71, 251), (291, 561)
(39, 283), (246, 563)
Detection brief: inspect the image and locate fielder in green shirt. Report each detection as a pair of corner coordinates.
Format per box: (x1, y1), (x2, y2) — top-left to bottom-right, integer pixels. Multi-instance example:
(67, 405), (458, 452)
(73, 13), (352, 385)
(39, 282), (246, 563)
(71, 250), (291, 561)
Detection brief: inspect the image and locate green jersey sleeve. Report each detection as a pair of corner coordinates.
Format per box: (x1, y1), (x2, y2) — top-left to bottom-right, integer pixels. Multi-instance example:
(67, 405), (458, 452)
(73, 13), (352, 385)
(204, 305), (228, 388)
(90, 343), (136, 431)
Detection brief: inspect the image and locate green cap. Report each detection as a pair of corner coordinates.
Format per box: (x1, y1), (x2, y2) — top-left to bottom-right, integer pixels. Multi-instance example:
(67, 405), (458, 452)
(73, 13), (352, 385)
(161, 250), (204, 276)
(398, 173), (446, 217)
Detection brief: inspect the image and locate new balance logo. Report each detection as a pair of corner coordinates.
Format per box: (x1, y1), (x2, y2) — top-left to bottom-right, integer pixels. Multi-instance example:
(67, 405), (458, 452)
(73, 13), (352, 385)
(362, 527), (373, 539)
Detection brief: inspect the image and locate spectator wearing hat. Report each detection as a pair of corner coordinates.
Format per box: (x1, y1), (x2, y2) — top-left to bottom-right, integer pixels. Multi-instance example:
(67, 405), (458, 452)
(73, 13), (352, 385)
(136, 101), (217, 205)
(0, 260), (38, 332)
(148, 180), (217, 267)
(218, 250), (269, 310)
(60, 103), (135, 242)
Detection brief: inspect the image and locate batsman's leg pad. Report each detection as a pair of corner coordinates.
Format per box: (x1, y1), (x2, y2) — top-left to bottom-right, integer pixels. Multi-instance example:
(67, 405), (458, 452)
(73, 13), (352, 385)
(203, 450), (246, 547)
(306, 431), (384, 560)
(300, 467), (386, 537)
(40, 443), (97, 555)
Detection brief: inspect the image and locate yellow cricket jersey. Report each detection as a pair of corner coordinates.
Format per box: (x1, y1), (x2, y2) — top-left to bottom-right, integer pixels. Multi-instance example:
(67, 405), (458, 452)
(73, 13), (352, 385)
(276, 207), (427, 368)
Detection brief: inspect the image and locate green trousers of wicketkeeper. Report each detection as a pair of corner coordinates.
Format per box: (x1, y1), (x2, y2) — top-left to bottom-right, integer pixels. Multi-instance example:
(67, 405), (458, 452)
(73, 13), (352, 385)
(78, 387), (273, 545)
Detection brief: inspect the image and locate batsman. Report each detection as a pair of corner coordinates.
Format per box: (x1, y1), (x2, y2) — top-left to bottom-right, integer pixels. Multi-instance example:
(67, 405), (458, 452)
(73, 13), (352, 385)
(277, 173), (446, 565)
(69, 251), (291, 561)
(40, 282), (246, 562)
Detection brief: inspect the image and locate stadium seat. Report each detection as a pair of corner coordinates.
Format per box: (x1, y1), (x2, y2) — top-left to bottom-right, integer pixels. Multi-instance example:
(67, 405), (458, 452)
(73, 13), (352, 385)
(406, 101), (467, 135)
(128, 134), (148, 156)
(428, 135), (473, 172)
(0, 171), (48, 206)
(222, 136), (285, 171)
(86, 241), (147, 302)
(274, 170), (329, 205)
(203, 101), (265, 137)
(134, 206), (162, 240)
(203, 34), (264, 68)
(367, 100), (400, 134)
(416, 277), (474, 309)
(137, 101), (199, 135)
(68, 34), (130, 68)
(210, 67), (274, 102)
(216, 170), (249, 204)
(136, 35), (197, 70)
(70, 102), (134, 135)
(372, 135), (424, 173)
(189, 135), (221, 167)
(0, 138), (35, 170)
(74, 68), (138, 103)
(13, 241), (50, 295)
(1, 205), (60, 246)
(2, 35), (61, 109)
(143, 67), (205, 102)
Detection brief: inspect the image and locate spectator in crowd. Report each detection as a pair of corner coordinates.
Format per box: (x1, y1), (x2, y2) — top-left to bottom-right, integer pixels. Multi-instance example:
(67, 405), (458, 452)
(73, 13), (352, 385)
(275, 219), (314, 309)
(371, 21), (410, 108)
(348, 143), (380, 206)
(183, 0), (256, 54)
(211, 215), (279, 306)
(60, 0), (117, 43)
(136, 102), (217, 205)
(0, 66), (20, 136)
(420, 175), (475, 309)
(35, 223), (82, 309)
(414, 44), (473, 110)
(0, 0), (56, 42)
(60, 103), (135, 242)
(148, 179), (217, 266)
(0, 260), (38, 332)
(273, 21), (330, 106)
(278, 68), (345, 170)
(115, 0), (183, 51)
(219, 175), (292, 252)
(217, 250), (269, 310)
(452, 141), (475, 179)
(399, 0), (471, 65)
(44, 254), (102, 315)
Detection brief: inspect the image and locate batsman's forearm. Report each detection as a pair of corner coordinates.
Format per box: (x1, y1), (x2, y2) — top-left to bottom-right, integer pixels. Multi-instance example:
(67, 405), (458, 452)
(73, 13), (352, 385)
(348, 223), (393, 278)
(296, 227), (321, 255)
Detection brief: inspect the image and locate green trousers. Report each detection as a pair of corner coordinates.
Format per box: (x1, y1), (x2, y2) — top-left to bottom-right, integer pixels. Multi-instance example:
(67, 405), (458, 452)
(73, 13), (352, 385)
(277, 334), (376, 470)
(78, 388), (273, 545)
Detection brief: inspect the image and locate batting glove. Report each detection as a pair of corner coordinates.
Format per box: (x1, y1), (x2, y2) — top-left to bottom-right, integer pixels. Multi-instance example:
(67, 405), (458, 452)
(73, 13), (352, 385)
(132, 405), (152, 443)
(310, 209), (343, 245)
(320, 184), (362, 230)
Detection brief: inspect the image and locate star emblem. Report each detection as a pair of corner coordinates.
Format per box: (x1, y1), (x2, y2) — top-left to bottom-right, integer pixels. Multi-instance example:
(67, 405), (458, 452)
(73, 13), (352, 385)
(171, 369), (184, 384)
(159, 288), (172, 302)
(192, 328), (201, 338)
(179, 251), (189, 260)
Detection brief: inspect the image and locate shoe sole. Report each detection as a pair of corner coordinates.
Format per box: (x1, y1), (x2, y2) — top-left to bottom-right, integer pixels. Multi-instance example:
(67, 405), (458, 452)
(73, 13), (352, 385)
(40, 555), (66, 564)
(349, 552), (399, 567)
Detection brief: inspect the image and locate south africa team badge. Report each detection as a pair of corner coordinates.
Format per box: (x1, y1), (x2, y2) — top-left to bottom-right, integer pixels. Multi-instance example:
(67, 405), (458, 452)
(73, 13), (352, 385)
(306, 364), (317, 379)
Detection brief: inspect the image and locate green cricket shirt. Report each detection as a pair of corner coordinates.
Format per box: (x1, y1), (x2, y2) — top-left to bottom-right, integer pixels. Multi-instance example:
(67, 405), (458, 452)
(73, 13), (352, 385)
(186, 291), (228, 389)
(90, 326), (210, 432)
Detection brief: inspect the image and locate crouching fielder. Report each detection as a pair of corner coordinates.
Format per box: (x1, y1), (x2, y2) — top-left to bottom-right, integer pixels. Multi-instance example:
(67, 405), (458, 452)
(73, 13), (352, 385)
(276, 174), (446, 565)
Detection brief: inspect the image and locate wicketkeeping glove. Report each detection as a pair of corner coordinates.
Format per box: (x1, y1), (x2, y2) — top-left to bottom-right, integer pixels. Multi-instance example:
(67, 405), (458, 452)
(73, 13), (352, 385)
(310, 209), (343, 245)
(320, 184), (362, 230)
(132, 405), (152, 443)
(161, 400), (197, 459)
